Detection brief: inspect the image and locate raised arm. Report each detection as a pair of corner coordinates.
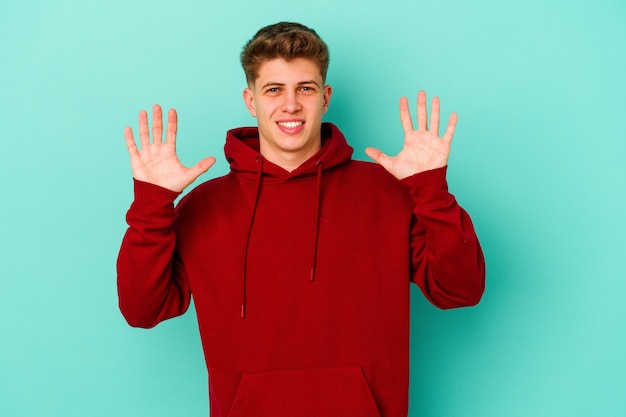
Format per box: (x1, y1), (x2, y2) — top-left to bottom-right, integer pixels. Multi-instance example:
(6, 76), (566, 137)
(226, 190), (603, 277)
(117, 105), (215, 328)
(367, 91), (484, 307)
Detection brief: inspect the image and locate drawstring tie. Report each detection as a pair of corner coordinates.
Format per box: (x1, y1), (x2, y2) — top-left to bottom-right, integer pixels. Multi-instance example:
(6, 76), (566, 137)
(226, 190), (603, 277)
(241, 157), (263, 319)
(310, 161), (323, 282)
(240, 158), (324, 318)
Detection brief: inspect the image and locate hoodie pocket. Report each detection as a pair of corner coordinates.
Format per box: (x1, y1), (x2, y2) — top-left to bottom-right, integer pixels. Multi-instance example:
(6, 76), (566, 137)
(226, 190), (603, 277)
(227, 366), (381, 417)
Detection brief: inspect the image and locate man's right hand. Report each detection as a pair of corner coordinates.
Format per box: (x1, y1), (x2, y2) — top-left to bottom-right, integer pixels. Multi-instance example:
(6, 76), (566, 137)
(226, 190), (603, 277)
(124, 104), (216, 192)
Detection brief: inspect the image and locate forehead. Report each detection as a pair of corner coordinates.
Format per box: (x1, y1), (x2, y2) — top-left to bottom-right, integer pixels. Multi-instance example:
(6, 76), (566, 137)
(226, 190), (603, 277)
(254, 58), (323, 85)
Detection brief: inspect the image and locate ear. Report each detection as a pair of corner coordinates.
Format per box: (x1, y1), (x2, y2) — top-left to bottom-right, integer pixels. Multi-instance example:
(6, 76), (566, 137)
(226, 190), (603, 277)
(322, 85), (333, 114)
(243, 87), (257, 117)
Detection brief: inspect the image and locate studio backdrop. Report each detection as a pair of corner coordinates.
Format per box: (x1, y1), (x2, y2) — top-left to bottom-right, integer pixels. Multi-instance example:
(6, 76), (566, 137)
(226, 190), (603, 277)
(1, 0), (624, 416)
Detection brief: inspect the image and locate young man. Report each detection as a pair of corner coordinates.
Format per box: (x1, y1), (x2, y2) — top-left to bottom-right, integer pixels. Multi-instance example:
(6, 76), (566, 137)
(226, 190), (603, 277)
(118, 22), (485, 417)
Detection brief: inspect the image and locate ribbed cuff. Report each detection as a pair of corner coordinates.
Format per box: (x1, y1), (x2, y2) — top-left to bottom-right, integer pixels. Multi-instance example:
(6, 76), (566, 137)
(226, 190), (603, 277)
(127, 179), (181, 224)
(400, 166), (454, 211)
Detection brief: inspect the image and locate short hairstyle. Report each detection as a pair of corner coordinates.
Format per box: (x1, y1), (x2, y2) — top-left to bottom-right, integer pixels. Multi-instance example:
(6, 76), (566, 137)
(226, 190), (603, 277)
(240, 22), (330, 85)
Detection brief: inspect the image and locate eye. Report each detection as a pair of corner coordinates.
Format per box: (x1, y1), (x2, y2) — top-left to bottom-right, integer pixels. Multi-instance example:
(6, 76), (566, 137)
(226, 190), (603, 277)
(267, 87), (280, 94)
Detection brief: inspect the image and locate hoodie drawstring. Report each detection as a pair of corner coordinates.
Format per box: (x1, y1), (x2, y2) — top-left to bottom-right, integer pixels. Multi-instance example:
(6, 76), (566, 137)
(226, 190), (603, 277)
(241, 157), (264, 319)
(310, 161), (323, 282)
(240, 158), (324, 318)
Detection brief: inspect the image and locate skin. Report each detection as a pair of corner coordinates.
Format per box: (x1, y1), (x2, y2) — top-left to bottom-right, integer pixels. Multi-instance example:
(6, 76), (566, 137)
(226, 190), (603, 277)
(124, 59), (458, 191)
(242, 58), (332, 172)
(365, 91), (458, 180)
(123, 105), (216, 192)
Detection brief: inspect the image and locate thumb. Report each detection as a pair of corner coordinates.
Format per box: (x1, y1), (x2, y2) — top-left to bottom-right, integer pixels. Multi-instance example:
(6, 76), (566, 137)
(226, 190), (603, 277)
(365, 147), (394, 172)
(190, 156), (217, 179)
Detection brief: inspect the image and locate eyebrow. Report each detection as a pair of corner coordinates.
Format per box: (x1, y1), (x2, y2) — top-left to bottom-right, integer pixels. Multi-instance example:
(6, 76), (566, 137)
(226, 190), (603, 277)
(260, 80), (322, 89)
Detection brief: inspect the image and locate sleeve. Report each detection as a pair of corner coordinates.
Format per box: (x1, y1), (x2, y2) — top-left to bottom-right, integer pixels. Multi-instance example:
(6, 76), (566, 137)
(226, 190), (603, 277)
(116, 179), (191, 328)
(402, 166), (486, 309)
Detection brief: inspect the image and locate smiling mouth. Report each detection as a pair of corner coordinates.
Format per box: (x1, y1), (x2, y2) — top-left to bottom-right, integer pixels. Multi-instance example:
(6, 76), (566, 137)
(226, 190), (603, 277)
(278, 121), (304, 129)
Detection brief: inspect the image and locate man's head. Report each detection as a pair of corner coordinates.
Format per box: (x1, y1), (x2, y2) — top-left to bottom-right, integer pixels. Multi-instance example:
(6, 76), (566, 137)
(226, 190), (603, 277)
(240, 22), (332, 172)
(240, 22), (329, 86)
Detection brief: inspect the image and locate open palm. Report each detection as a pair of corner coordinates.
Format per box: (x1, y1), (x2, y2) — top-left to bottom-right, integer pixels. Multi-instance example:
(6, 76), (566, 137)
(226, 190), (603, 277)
(366, 91), (457, 179)
(124, 105), (215, 192)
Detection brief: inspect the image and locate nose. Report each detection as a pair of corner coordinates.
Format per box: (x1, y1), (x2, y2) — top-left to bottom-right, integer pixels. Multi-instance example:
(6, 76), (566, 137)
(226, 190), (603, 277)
(282, 90), (301, 113)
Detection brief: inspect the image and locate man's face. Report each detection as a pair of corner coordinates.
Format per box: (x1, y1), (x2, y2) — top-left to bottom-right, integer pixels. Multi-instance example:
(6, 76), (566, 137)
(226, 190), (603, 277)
(243, 58), (332, 170)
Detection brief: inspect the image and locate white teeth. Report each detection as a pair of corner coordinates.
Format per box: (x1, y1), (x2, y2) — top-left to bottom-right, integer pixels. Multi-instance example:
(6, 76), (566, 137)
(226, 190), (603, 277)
(278, 121), (303, 129)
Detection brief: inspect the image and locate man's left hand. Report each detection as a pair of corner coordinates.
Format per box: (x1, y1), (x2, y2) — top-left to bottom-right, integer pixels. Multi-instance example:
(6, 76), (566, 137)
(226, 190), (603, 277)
(366, 90), (457, 179)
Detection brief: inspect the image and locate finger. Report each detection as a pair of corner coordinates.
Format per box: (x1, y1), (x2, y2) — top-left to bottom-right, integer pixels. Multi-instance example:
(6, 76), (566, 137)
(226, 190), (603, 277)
(152, 104), (163, 144)
(430, 96), (440, 137)
(185, 157), (217, 186)
(416, 91), (427, 131)
(124, 126), (140, 157)
(138, 110), (150, 148)
(399, 96), (414, 134)
(193, 156), (217, 176)
(365, 147), (394, 172)
(166, 108), (178, 145)
(442, 112), (458, 144)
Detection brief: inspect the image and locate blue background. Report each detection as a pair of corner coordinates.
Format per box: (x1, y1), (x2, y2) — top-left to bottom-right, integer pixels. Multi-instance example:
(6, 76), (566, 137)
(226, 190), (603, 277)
(1, 0), (625, 416)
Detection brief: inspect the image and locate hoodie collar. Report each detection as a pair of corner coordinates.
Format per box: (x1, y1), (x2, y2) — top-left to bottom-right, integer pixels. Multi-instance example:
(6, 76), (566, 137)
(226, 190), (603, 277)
(224, 122), (354, 180)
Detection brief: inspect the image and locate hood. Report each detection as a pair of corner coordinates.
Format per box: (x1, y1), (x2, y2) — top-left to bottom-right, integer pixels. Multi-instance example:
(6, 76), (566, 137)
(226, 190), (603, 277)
(224, 122), (354, 181)
(223, 122), (353, 319)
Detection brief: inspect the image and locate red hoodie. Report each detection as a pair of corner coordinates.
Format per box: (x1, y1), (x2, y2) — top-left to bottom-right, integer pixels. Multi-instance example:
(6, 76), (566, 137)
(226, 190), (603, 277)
(117, 122), (485, 417)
